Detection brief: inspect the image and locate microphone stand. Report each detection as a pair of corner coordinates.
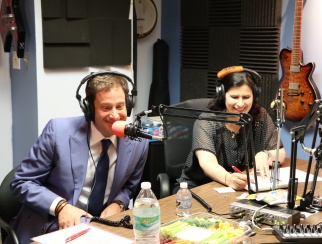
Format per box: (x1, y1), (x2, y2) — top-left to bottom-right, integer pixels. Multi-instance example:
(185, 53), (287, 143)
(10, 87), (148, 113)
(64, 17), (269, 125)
(157, 104), (258, 194)
(271, 88), (285, 190)
(307, 144), (322, 211)
(287, 99), (322, 209)
(297, 124), (322, 211)
(296, 121), (320, 212)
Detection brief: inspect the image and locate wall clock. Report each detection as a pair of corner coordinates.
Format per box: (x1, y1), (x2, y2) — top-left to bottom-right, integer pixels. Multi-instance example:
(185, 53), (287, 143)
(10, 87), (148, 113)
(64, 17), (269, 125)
(135, 0), (157, 38)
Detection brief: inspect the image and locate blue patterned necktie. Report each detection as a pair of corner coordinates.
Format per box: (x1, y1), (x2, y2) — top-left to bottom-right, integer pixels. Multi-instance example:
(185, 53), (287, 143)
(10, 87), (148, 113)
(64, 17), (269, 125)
(88, 139), (111, 216)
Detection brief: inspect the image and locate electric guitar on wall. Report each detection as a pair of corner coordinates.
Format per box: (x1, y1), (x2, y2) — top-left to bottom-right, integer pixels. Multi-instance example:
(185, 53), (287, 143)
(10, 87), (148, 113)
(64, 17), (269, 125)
(279, 0), (320, 121)
(0, 0), (25, 58)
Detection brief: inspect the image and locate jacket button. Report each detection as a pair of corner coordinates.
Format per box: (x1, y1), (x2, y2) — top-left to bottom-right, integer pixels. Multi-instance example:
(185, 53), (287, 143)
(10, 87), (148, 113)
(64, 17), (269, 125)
(41, 227), (46, 233)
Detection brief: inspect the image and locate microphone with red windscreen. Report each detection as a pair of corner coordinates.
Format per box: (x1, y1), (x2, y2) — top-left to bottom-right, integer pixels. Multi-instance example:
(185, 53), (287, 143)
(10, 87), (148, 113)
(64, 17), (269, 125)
(112, 121), (164, 141)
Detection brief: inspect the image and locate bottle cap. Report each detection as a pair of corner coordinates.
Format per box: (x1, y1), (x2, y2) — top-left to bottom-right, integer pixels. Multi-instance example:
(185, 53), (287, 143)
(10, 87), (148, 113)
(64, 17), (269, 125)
(141, 182), (151, 189)
(180, 182), (188, 188)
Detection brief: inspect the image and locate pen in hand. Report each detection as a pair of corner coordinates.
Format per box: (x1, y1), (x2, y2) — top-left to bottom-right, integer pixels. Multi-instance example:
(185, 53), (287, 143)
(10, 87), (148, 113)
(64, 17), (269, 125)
(232, 166), (254, 184)
(65, 228), (90, 243)
(232, 166), (244, 174)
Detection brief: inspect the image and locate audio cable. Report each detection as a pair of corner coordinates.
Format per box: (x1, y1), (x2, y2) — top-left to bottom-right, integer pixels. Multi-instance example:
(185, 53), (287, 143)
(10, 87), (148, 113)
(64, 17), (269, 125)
(189, 189), (212, 212)
(230, 210), (246, 218)
(91, 215), (133, 229)
(189, 189), (234, 217)
(251, 204), (273, 232)
(254, 214), (265, 223)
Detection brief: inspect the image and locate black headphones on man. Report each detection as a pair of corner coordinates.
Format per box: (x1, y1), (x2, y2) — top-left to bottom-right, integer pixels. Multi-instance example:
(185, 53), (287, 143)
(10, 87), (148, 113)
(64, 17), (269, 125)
(216, 66), (262, 104)
(76, 71), (137, 121)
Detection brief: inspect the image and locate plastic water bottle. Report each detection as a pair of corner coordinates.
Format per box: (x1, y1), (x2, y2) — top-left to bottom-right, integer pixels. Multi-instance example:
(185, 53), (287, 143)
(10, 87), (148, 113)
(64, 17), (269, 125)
(133, 182), (160, 244)
(176, 182), (192, 216)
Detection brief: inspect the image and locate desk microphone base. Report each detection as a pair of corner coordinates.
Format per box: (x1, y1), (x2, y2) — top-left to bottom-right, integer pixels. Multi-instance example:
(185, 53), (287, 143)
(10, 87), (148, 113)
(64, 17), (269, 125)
(230, 199), (300, 225)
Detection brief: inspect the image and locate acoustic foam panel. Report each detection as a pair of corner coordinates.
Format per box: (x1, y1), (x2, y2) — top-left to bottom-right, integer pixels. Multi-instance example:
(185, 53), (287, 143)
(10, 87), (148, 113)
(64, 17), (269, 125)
(42, 19), (90, 43)
(43, 44), (90, 68)
(89, 19), (131, 66)
(41, 0), (65, 18)
(66, 0), (88, 18)
(41, 0), (131, 68)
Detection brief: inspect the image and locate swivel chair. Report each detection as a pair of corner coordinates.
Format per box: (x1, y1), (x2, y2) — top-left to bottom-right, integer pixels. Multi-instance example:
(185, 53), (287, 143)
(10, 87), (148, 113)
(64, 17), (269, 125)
(0, 166), (21, 244)
(157, 98), (211, 198)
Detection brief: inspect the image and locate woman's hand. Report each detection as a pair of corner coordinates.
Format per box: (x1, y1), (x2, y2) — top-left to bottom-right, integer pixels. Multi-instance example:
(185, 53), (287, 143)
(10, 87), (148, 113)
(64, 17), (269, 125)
(255, 151), (272, 180)
(226, 172), (248, 190)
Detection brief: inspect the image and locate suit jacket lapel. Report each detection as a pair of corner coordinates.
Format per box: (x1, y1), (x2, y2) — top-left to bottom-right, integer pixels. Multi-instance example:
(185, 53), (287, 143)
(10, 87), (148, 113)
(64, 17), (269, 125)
(107, 138), (134, 205)
(70, 119), (90, 205)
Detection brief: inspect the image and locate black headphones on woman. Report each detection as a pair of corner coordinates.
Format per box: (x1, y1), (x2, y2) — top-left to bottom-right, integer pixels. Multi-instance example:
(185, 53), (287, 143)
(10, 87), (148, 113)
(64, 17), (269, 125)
(216, 66), (262, 104)
(75, 71), (137, 121)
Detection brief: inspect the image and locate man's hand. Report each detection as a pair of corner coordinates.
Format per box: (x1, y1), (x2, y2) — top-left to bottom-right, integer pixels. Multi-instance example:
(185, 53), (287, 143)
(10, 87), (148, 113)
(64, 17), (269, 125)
(100, 203), (123, 218)
(58, 204), (92, 229)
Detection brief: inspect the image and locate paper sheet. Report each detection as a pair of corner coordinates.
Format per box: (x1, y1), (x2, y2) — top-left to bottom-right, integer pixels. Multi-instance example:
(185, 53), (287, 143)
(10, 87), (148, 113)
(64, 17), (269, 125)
(248, 167), (322, 192)
(31, 223), (134, 244)
(214, 187), (236, 193)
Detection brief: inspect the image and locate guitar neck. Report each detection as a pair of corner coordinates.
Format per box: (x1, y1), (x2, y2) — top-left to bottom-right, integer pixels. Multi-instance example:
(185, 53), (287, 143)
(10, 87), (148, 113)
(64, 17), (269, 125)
(290, 0), (303, 71)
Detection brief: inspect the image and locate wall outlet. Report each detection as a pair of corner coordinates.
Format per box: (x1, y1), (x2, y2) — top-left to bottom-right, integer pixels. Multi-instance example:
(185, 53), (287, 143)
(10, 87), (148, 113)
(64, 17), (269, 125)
(12, 51), (20, 70)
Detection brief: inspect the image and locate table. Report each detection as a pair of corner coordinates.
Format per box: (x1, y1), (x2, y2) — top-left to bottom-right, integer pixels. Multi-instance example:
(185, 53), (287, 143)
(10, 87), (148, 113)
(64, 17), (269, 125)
(89, 157), (322, 243)
(30, 157), (322, 244)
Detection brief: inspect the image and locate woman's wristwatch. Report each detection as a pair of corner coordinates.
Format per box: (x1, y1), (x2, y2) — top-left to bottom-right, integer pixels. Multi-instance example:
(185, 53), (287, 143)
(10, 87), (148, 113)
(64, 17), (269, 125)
(262, 150), (272, 160)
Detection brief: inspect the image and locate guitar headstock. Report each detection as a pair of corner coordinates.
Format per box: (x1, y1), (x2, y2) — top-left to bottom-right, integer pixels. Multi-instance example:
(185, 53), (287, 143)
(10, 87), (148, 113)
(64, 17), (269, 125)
(0, 0), (25, 58)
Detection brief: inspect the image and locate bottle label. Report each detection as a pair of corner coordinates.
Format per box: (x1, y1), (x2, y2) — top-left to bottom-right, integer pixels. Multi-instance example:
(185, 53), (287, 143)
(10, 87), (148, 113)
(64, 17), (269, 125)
(134, 215), (160, 231)
(176, 198), (192, 210)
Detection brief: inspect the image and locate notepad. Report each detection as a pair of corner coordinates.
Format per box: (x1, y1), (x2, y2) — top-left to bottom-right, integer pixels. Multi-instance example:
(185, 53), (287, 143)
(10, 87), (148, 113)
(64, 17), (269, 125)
(247, 167), (322, 192)
(31, 223), (134, 244)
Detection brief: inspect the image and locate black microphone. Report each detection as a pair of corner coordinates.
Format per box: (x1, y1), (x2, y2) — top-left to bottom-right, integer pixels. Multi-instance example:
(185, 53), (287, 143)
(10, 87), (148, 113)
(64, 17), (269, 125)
(112, 121), (164, 141)
(135, 110), (152, 117)
(270, 87), (286, 111)
(270, 99), (286, 111)
(270, 88), (286, 128)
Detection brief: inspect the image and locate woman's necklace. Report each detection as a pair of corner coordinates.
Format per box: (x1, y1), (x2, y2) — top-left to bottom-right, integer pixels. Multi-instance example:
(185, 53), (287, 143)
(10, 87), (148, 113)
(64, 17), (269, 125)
(225, 123), (240, 138)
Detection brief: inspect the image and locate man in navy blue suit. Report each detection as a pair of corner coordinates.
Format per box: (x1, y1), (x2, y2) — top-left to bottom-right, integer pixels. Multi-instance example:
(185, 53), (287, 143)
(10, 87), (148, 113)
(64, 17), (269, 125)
(6, 72), (149, 244)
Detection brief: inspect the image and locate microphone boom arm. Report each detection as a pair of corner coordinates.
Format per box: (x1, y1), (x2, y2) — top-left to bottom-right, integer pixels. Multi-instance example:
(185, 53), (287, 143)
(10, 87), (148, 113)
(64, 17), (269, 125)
(156, 104), (258, 194)
(288, 99), (322, 209)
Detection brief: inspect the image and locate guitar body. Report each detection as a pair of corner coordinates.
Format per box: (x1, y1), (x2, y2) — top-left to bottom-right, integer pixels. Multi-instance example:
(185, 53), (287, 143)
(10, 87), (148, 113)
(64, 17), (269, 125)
(0, 0), (25, 58)
(279, 48), (320, 121)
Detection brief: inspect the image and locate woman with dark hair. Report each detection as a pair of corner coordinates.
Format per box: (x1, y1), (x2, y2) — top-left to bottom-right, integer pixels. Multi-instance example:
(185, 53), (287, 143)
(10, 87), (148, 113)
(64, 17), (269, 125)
(175, 66), (286, 191)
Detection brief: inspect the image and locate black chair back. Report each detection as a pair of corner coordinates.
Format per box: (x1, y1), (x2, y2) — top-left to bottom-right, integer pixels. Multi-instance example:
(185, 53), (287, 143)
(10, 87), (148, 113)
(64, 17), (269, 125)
(162, 98), (212, 194)
(0, 166), (21, 244)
